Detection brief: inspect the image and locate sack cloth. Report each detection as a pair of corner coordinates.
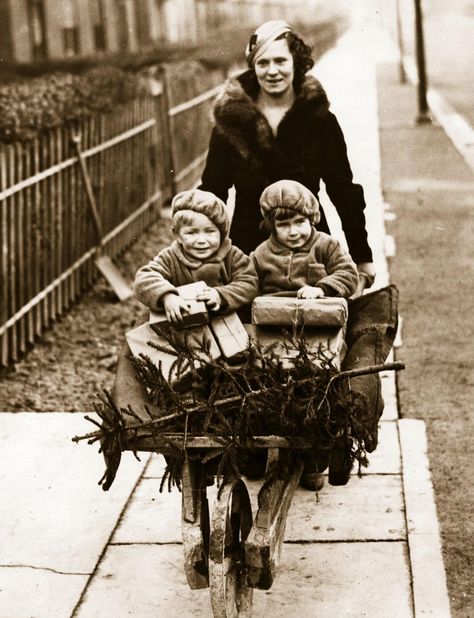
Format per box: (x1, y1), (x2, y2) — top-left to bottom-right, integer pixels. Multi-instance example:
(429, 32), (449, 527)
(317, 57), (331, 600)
(320, 284), (400, 485)
(343, 283), (399, 450)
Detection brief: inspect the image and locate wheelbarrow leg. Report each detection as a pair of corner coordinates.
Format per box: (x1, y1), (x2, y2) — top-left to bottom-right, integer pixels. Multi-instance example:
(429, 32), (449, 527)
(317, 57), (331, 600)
(245, 449), (303, 590)
(181, 457), (210, 589)
(209, 478), (253, 617)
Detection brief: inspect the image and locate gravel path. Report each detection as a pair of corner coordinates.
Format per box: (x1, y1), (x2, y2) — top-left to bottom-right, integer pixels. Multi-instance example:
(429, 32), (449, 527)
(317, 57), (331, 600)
(0, 216), (174, 412)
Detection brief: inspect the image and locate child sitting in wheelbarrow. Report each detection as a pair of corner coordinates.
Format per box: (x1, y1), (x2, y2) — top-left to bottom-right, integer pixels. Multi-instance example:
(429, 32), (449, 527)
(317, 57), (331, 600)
(251, 179), (359, 299)
(116, 189), (258, 418)
(250, 179), (359, 490)
(102, 189), (258, 491)
(134, 188), (258, 321)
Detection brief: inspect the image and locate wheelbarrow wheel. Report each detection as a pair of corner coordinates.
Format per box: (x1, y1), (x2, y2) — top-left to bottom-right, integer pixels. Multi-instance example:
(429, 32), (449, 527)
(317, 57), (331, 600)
(209, 478), (253, 617)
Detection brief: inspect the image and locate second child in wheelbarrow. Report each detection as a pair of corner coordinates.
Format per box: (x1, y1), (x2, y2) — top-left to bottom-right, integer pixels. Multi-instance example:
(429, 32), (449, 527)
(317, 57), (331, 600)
(249, 179), (359, 490)
(250, 179), (359, 299)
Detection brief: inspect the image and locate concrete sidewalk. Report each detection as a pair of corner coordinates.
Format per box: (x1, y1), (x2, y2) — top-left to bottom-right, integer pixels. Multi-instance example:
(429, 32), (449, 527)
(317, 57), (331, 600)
(0, 412), (447, 617)
(0, 2), (451, 616)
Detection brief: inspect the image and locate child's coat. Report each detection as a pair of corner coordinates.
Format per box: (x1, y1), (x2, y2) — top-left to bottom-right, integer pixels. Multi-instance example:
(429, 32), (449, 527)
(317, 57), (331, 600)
(135, 238), (258, 312)
(251, 228), (358, 298)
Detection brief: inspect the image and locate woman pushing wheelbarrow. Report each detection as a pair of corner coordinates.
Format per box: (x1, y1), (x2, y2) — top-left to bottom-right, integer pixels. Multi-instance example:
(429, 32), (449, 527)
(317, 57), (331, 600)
(73, 21), (402, 617)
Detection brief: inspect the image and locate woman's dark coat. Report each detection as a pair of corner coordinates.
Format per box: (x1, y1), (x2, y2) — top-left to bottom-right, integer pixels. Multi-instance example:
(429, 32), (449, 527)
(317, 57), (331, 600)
(199, 70), (373, 263)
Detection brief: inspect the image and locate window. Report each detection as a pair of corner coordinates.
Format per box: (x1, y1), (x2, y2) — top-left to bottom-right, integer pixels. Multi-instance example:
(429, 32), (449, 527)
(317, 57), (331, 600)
(153, 0), (166, 41)
(90, 0), (107, 51)
(27, 0), (47, 60)
(62, 27), (79, 55)
(62, 0), (80, 55)
(116, 0), (130, 50)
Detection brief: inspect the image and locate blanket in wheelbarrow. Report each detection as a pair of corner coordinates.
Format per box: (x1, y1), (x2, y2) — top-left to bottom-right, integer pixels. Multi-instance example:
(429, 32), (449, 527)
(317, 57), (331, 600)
(77, 285), (399, 491)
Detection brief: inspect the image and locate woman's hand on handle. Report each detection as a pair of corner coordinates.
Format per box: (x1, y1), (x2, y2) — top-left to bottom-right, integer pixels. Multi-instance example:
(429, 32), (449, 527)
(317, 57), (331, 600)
(353, 262), (376, 298)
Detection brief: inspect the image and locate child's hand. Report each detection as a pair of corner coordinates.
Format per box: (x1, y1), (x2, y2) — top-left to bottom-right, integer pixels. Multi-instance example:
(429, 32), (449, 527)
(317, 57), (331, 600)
(162, 293), (190, 323)
(196, 287), (221, 311)
(297, 286), (325, 299)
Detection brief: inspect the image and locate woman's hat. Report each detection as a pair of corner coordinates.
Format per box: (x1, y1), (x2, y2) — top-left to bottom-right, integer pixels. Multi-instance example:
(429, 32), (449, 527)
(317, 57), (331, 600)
(245, 20), (292, 67)
(171, 189), (229, 237)
(260, 180), (321, 224)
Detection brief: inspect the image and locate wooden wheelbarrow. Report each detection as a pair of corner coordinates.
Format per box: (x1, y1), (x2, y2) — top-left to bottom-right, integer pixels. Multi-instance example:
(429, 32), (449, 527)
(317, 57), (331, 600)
(123, 429), (310, 618)
(97, 290), (403, 616)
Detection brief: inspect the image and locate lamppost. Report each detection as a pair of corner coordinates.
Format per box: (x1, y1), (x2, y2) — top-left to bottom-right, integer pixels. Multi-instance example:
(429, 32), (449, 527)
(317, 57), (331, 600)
(413, 0), (431, 123)
(395, 0), (406, 83)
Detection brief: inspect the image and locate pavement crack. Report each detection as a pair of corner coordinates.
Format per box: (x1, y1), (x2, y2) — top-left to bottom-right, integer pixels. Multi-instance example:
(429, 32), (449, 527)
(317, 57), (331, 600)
(0, 563), (89, 576)
(284, 538), (405, 544)
(110, 541), (183, 546)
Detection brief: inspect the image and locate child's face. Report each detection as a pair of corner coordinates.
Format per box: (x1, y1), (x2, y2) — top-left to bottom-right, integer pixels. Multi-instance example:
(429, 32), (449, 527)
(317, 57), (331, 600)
(175, 211), (221, 260)
(273, 213), (312, 249)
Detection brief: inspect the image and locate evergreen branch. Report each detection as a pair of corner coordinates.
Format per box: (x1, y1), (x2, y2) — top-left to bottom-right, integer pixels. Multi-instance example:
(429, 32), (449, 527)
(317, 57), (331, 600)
(73, 361), (404, 443)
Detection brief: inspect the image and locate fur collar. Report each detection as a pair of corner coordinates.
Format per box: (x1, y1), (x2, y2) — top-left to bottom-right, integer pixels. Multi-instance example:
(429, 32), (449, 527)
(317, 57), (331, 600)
(213, 70), (330, 172)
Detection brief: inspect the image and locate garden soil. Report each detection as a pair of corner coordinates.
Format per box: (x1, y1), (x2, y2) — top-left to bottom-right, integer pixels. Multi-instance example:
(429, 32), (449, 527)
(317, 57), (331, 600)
(0, 217), (174, 412)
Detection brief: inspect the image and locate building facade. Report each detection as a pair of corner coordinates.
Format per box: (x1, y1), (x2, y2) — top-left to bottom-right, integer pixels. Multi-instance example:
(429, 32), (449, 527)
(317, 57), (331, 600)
(0, 0), (333, 63)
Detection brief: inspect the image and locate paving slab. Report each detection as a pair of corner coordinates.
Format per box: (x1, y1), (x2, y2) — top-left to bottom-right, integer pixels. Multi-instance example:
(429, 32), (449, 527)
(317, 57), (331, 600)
(252, 542), (413, 617)
(364, 421), (401, 474)
(74, 544), (210, 618)
(112, 478), (183, 544)
(142, 452), (166, 478)
(380, 368), (398, 412)
(0, 413), (148, 617)
(0, 568), (87, 618)
(284, 475), (405, 542)
(75, 542), (413, 618)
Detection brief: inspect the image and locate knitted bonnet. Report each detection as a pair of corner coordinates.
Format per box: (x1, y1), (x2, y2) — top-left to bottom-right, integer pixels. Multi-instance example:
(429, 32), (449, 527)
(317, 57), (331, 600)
(171, 189), (229, 237)
(259, 180), (321, 224)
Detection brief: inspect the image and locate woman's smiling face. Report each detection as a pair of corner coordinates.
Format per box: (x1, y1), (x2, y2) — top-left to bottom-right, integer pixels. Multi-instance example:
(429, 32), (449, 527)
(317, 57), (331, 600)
(254, 38), (294, 97)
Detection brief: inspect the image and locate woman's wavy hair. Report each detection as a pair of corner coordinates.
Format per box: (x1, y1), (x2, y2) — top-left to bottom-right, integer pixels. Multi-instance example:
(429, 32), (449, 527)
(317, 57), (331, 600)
(284, 31), (314, 91)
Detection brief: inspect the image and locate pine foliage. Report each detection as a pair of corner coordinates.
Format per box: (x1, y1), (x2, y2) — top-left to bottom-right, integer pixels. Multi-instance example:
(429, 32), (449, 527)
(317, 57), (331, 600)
(76, 325), (382, 491)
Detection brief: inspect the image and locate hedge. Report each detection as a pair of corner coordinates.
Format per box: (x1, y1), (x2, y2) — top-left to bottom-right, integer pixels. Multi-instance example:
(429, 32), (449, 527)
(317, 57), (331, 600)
(0, 66), (144, 143)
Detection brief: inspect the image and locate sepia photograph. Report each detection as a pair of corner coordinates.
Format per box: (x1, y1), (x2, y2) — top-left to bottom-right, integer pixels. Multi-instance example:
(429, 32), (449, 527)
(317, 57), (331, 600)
(0, 0), (472, 616)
